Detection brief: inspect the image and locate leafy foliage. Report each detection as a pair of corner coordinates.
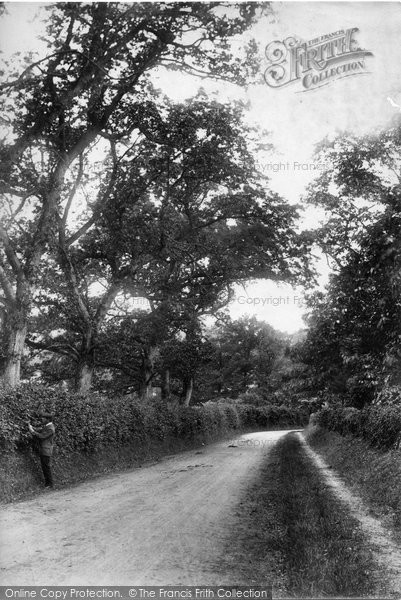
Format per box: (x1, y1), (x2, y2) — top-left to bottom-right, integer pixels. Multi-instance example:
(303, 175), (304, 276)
(3, 91), (311, 392)
(195, 316), (287, 400)
(0, 2), (271, 387)
(316, 403), (401, 451)
(0, 383), (308, 455)
(300, 120), (401, 407)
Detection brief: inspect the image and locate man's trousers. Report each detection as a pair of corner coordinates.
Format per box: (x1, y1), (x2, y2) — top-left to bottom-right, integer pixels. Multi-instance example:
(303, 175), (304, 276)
(39, 455), (53, 487)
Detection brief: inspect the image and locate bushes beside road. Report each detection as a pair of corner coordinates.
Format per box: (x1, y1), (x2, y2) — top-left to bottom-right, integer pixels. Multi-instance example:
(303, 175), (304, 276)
(0, 384), (309, 456)
(0, 384), (309, 502)
(316, 404), (401, 450)
(0, 386), (237, 455)
(237, 402), (309, 430)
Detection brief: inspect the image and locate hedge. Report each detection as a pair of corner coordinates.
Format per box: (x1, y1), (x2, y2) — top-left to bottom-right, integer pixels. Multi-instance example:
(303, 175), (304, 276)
(316, 404), (401, 451)
(0, 384), (309, 456)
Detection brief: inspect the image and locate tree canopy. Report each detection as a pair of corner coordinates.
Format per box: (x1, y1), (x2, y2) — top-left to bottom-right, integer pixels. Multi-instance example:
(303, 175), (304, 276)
(0, 2), (272, 388)
(300, 119), (401, 407)
(1, 2), (314, 398)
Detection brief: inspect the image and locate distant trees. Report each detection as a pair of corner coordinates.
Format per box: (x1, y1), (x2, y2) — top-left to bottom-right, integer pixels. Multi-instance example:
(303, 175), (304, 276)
(195, 316), (286, 400)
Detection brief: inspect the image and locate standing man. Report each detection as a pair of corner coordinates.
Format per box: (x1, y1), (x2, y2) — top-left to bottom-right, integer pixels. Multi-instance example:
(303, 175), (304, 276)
(28, 412), (56, 488)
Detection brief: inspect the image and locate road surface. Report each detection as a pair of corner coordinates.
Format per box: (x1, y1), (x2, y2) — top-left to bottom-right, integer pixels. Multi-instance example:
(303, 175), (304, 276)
(0, 430), (290, 586)
(2, 429), (401, 593)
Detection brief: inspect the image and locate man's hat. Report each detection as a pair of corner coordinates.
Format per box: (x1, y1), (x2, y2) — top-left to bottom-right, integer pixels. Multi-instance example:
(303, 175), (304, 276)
(38, 410), (54, 420)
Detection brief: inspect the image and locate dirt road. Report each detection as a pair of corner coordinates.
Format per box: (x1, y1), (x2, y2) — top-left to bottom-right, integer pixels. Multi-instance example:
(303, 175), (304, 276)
(2, 430), (401, 593)
(0, 430), (291, 586)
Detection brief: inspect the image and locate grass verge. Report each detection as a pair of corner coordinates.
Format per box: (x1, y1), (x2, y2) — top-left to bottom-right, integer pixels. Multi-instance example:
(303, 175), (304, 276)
(305, 424), (401, 540)
(223, 432), (378, 597)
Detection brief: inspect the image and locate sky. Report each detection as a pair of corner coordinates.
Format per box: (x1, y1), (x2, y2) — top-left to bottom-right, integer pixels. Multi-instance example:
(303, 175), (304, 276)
(1, 1), (401, 333)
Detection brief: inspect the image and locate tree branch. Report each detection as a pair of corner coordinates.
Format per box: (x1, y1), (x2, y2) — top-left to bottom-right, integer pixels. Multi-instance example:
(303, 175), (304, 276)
(62, 153), (84, 227)
(0, 223), (23, 277)
(26, 338), (80, 360)
(66, 141), (118, 246)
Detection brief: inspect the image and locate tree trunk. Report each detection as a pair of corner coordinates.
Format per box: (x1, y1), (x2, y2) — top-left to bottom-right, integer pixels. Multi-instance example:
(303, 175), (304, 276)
(182, 376), (194, 407)
(139, 379), (151, 402)
(75, 329), (95, 395)
(138, 362), (154, 401)
(3, 321), (27, 388)
(75, 359), (94, 395)
(161, 368), (171, 402)
(1, 273), (31, 389)
(217, 345), (223, 395)
(138, 345), (158, 401)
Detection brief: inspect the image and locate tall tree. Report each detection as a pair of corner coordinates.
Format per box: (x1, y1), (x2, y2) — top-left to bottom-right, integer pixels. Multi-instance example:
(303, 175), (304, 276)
(302, 119), (401, 404)
(0, 2), (265, 387)
(22, 96), (311, 394)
